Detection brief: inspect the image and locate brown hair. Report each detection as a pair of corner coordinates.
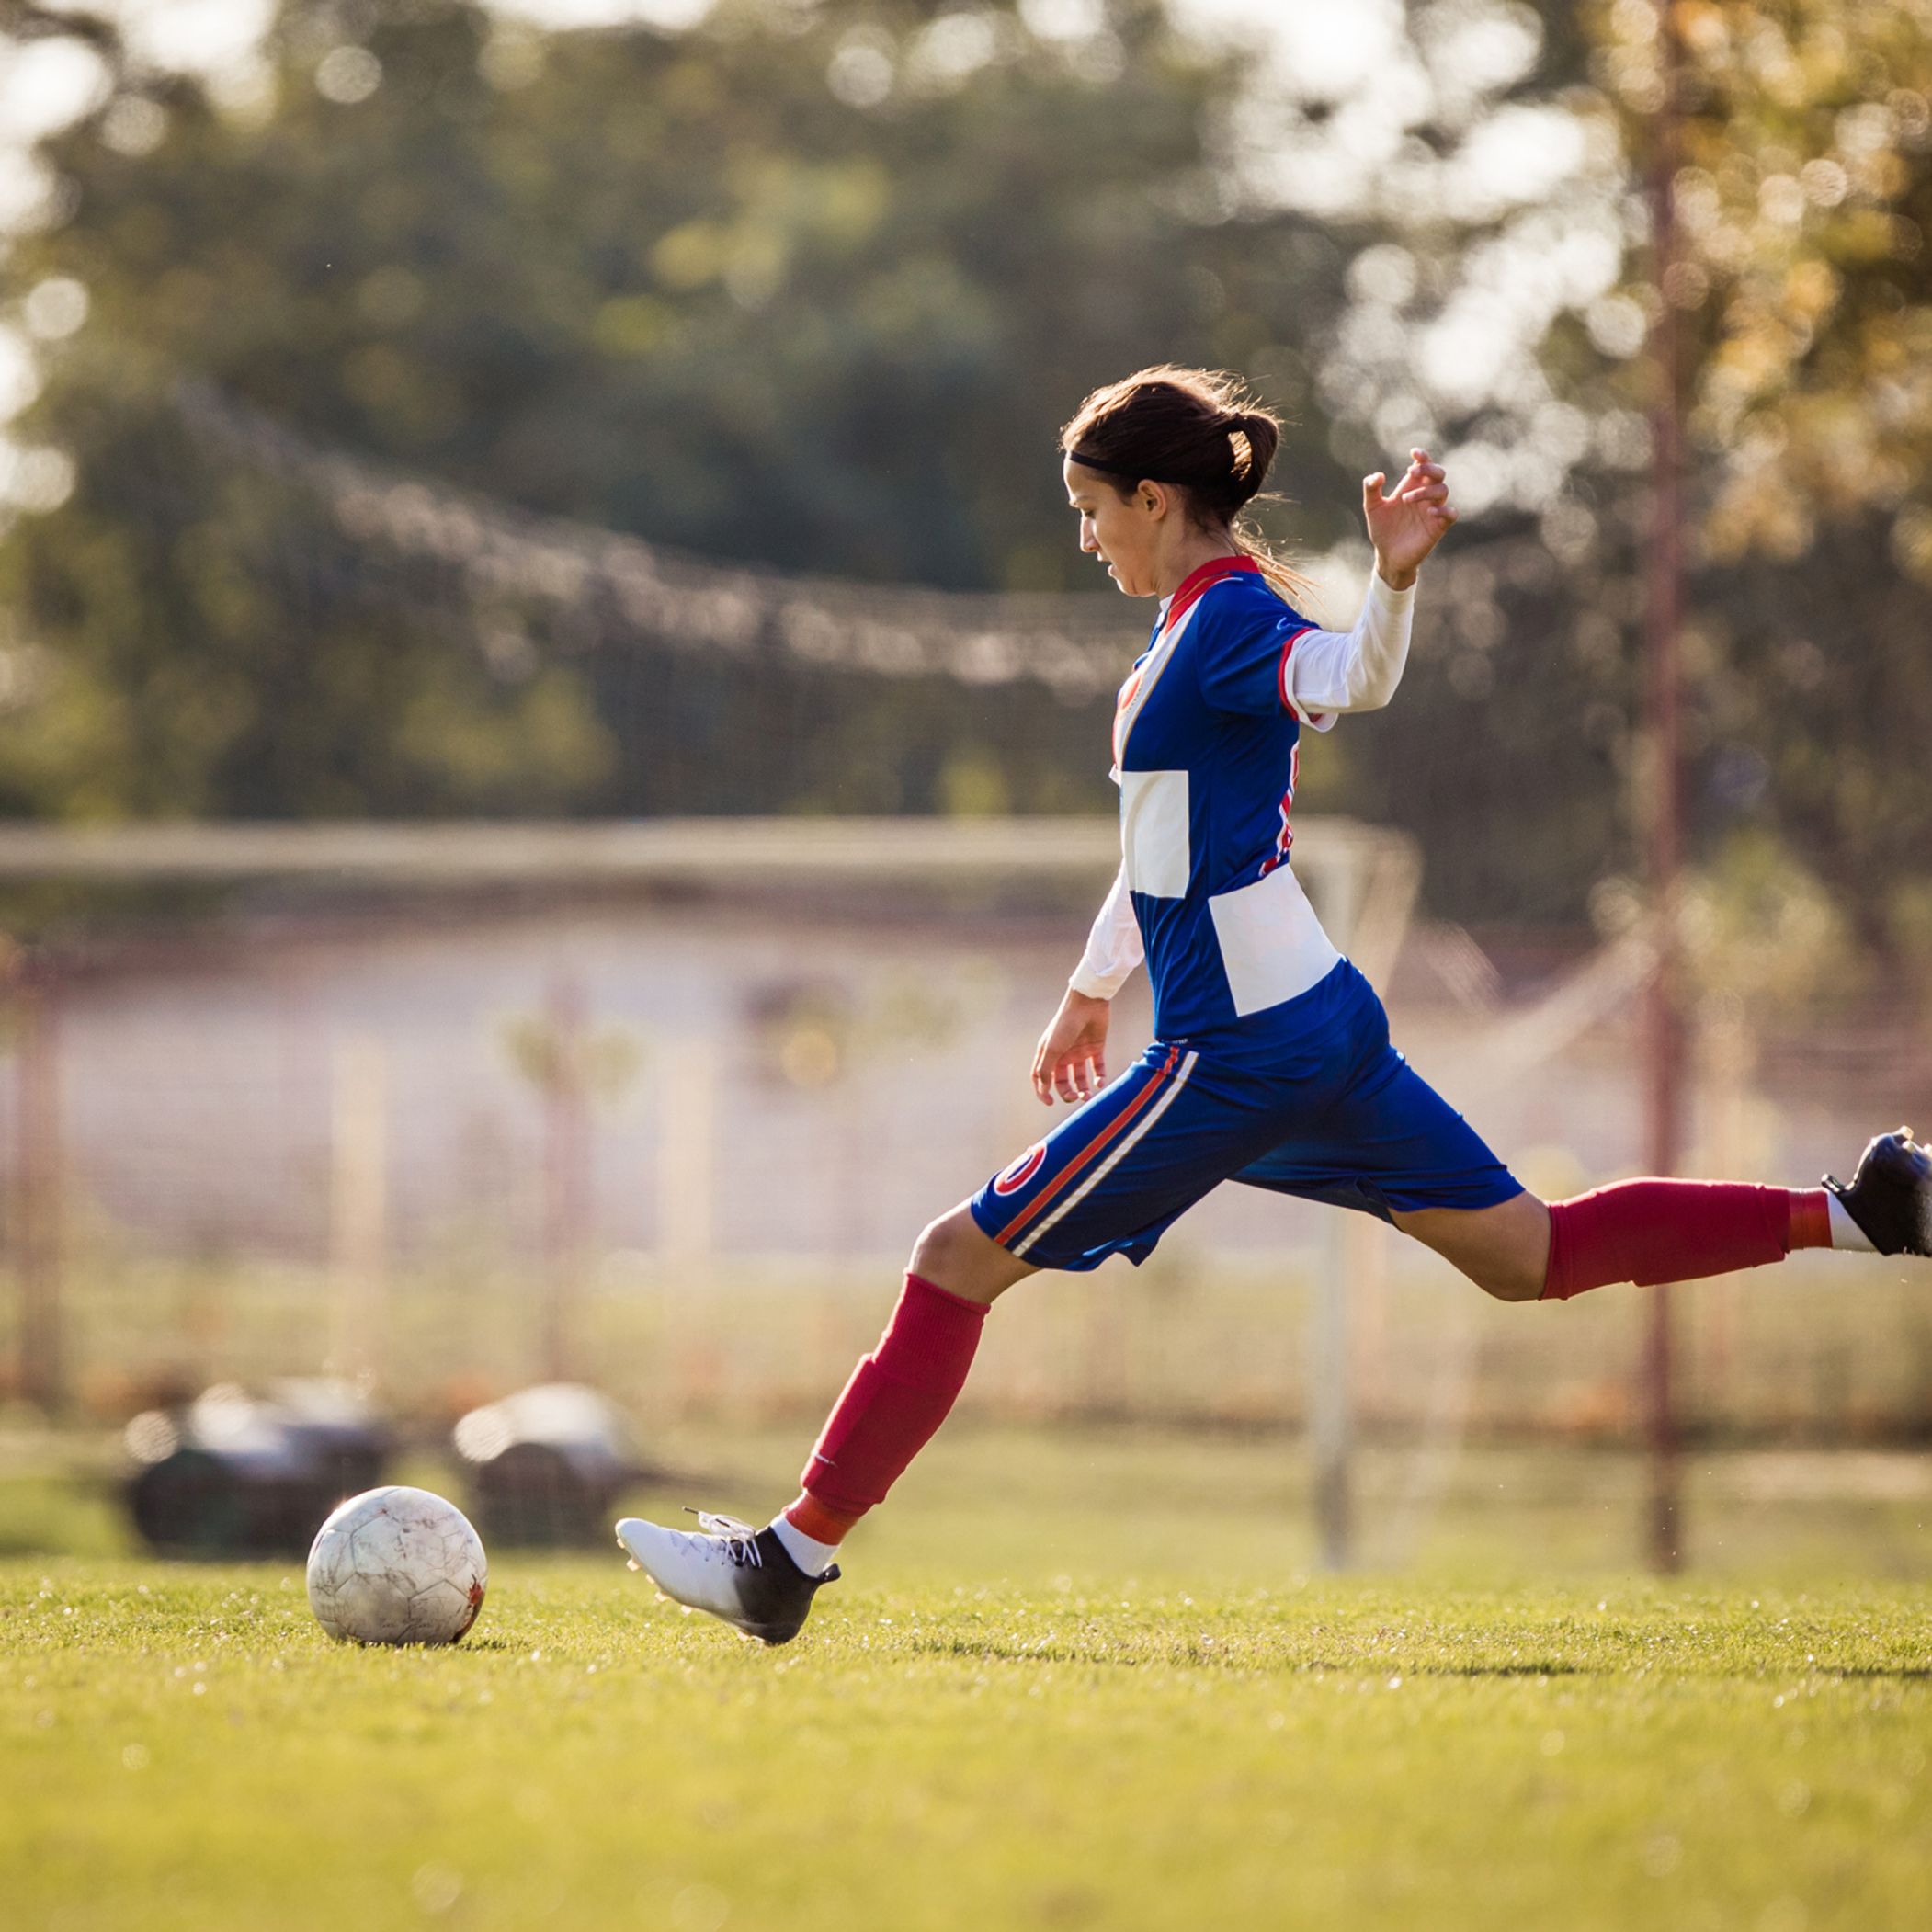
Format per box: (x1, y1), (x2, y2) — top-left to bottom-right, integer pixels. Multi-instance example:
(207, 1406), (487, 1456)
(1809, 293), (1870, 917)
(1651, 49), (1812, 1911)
(1060, 365), (1310, 604)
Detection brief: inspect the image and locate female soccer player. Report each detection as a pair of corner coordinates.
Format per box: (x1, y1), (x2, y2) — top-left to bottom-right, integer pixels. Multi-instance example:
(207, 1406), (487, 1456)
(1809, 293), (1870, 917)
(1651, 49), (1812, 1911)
(618, 365), (1930, 1643)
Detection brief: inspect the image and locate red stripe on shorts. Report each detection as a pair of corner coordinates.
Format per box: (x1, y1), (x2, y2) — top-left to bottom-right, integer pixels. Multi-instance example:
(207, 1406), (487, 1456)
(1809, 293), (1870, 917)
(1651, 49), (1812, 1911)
(993, 1045), (1180, 1248)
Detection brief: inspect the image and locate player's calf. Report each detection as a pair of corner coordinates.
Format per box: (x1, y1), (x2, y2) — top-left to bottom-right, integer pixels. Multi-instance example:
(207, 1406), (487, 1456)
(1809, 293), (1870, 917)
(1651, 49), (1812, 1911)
(1530, 1129), (1923, 1301)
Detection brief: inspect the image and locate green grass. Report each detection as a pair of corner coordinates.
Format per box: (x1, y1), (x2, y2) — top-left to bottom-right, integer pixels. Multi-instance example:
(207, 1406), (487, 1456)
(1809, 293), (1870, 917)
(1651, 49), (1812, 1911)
(4, 1428), (1931, 1931)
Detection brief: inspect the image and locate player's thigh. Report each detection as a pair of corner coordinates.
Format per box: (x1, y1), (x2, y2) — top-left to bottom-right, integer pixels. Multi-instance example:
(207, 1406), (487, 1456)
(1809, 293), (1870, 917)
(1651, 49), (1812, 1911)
(1391, 1191), (1551, 1301)
(1235, 1045), (1521, 1229)
(966, 1040), (1274, 1279)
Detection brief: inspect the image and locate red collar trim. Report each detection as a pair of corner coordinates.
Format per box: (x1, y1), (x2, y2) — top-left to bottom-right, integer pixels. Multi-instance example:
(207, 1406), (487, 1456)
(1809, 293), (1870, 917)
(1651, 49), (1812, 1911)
(1164, 553), (1260, 632)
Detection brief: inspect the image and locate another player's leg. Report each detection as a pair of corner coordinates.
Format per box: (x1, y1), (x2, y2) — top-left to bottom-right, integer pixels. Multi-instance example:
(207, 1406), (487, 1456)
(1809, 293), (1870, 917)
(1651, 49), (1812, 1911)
(616, 1209), (1028, 1644)
(1393, 1129), (1931, 1303)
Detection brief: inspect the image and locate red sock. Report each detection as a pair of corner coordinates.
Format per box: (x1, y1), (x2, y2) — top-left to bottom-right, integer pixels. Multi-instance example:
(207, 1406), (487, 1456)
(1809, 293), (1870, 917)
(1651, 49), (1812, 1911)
(1541, 1180), (1824, 1301)
(785, 1272), (988, 1538)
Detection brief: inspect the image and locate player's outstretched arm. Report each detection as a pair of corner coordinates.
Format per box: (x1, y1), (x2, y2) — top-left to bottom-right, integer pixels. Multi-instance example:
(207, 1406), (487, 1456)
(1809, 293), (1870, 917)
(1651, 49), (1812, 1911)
(1364, 448), (1456, 591)
(1277, 449), (1458, 723)
(1032, 988), (1110, 1107)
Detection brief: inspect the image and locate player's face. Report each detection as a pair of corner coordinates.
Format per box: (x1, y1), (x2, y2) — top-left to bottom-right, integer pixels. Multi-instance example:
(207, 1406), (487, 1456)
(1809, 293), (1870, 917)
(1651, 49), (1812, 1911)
(1063, 457), (1164, 597)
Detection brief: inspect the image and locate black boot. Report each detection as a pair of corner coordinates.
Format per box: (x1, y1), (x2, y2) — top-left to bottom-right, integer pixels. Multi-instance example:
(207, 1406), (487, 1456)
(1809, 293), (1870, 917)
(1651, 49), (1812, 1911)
(1824, 1128), (1932, 1257)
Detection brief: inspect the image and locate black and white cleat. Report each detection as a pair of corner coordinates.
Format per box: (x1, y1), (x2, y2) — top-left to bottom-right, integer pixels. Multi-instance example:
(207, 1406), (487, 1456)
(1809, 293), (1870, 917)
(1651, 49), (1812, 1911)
(1824, 1127), (1932, 1257)
(615, 1511), (838, 1646)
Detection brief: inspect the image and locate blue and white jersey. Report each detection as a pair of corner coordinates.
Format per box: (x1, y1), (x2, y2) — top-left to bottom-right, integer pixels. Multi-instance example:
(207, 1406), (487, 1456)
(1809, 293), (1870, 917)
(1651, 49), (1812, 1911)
(1071, 554), (1416, 1040)
(969, 552), (1517, 1273)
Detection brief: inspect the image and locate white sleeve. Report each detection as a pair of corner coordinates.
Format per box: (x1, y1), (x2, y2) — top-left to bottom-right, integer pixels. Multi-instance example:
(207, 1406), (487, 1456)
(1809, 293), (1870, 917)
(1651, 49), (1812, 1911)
(1067, 865), (1142, 1000)
(1279, 567), (1416, 729)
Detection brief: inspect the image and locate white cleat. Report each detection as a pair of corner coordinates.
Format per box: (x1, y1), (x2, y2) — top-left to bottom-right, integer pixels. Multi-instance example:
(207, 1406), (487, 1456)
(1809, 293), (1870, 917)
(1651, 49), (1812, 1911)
(615, 1512), (837, 1646)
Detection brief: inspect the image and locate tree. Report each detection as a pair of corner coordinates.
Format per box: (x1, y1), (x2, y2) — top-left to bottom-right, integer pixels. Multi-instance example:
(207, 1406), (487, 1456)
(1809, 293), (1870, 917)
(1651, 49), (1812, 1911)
(1584, 0), (1932, 943)
(0, 0), (1360, 822)
(1293, 0), (1932, 936)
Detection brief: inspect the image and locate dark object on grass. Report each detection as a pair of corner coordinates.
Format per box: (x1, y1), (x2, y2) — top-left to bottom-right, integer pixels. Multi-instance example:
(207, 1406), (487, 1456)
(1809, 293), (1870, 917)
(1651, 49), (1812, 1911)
(454, 1384), (640, 1546)
(125, 1381), (390, 1558)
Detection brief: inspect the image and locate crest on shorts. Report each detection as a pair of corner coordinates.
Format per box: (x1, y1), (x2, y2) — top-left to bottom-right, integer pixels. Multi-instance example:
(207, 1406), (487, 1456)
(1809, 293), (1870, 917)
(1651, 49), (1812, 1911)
(993, 1142), (1048, 1196)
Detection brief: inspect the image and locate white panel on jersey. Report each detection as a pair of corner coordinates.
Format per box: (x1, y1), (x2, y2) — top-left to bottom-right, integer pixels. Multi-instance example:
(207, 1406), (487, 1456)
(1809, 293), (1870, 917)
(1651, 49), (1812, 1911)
(1119, 769), (1190, 900)
(1207, 862), (1342, 1017)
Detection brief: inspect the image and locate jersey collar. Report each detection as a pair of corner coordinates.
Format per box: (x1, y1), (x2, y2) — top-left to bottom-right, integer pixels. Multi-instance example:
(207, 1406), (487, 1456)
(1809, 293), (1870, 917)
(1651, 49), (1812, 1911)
(1114, 554), (1260, 778)
(1157, 553), (1260, 635)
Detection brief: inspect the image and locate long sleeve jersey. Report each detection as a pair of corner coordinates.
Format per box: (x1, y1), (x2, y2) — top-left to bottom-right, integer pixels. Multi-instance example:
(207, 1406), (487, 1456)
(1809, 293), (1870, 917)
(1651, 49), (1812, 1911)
(1067, 555), (1414, 1036)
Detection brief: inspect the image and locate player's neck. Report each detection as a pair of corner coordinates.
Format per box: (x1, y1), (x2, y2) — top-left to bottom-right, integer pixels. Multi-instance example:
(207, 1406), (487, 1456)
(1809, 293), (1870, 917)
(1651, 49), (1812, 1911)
(1152, 532), (1244, 603)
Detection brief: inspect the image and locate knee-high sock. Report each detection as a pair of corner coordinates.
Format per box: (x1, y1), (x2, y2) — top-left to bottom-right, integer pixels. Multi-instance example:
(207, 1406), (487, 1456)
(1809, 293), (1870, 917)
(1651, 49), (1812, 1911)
(785, 1272), (987, 1540)
(1541, 1180), (1827, 1301)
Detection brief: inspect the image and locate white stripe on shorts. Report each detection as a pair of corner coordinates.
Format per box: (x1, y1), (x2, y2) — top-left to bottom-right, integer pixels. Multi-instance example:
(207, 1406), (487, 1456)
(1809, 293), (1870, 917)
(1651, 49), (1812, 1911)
(1012, 1050), (1199, 1261)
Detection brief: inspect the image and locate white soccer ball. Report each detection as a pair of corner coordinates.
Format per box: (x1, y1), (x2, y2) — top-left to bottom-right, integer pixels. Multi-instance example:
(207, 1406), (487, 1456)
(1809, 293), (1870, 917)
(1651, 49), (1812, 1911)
(306, 1486), (488, 1646)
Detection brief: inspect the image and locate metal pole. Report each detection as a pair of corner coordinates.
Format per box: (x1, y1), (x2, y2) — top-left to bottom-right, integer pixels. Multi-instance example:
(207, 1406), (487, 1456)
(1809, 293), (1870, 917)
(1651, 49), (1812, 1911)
(329, 1037), (389, 1381)
(1312, 1213), (1353, 1570)
(15, 959), (64, 1415)
(1311, 862), (1366, 1570)
(1643, 0), (1686, 1575)
(541, 974), (589, 1382)
(657, 1037), (717, 1267)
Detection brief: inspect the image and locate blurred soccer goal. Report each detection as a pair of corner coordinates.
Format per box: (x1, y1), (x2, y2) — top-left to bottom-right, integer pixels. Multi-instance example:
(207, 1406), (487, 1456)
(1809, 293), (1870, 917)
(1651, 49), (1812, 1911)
(0, 816), (1918, 1562)
(0, 814), (1415, 1448)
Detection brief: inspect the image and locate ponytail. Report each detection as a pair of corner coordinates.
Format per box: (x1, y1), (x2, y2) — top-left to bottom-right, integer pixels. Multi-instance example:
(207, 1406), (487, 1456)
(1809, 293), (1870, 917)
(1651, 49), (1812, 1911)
(1063, 367), (1316, 608)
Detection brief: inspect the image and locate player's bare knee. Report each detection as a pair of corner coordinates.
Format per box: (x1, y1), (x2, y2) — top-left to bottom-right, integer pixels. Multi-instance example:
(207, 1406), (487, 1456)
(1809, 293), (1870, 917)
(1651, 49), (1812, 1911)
(908, 1208), (978, 1290)
(906, 1215), (954, 1282)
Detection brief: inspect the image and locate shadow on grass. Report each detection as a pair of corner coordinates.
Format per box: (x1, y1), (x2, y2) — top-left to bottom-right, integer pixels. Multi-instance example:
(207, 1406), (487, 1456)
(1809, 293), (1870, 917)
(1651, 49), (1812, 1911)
(1403, 1661), (1588, 1677)
(1819, 1665), (1932, 1679)
(909, 1633), (1594, 1676)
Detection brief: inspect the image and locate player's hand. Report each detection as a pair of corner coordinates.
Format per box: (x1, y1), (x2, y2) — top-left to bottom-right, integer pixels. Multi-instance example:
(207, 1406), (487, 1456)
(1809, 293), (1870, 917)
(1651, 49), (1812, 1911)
(1031, 989), (1110, 1107)
(1363, 449), (1456, 590)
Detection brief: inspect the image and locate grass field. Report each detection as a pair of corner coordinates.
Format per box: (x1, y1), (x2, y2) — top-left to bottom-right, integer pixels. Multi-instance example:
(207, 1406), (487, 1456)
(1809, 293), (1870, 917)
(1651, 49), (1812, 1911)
(4, 1426), (1931, 1931)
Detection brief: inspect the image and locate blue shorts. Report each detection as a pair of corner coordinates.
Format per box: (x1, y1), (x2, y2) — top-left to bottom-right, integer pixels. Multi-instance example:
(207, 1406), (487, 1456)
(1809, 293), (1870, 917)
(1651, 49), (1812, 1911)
(969, 960), (1520, 1273)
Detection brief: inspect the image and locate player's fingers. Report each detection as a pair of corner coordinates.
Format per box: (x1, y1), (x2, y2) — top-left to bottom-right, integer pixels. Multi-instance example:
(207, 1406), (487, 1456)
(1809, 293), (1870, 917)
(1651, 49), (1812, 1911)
(1362, 472), (1386, 511)
(1030, 1046), (1054, 1103)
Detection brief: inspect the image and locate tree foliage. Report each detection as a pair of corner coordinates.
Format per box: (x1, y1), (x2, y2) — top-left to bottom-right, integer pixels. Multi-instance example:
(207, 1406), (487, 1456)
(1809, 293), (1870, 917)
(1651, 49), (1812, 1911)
(1587, 0), (1932, 567)
(1571, 0), (1932, 941)
(1, 0), (1926, 944)
(0, 0), (1358, 822)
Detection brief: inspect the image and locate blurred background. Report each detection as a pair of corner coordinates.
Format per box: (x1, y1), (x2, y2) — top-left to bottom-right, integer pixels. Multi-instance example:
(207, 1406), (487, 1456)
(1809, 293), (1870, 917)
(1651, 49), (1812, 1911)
(0, 0), (1928, 1573)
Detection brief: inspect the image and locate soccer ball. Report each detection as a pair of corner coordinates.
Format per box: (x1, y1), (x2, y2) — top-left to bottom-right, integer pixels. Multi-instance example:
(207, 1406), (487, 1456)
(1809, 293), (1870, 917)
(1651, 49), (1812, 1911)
(306, 1486), (488, 1646)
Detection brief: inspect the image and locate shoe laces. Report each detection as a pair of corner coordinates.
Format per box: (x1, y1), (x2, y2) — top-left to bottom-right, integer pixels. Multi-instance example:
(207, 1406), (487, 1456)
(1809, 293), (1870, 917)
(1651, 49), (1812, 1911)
(686, 1508), (763, 1569)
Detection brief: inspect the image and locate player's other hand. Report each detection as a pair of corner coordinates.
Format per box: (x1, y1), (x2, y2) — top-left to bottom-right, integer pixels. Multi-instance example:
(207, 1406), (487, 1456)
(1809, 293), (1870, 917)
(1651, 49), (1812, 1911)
(1031, 989), (1111, 1107)
(1363, 449), (1456, 590)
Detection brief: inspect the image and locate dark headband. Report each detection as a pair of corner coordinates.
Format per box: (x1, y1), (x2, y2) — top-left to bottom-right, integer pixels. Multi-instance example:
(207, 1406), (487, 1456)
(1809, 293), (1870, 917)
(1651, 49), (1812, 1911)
(1066, 448), (1147, 481)
(1067, 425), (1258, 487)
